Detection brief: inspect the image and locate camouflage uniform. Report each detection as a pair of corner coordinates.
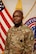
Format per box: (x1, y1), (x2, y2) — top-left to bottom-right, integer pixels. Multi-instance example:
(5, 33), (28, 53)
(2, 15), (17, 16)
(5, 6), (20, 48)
(4, 25), (34, 54)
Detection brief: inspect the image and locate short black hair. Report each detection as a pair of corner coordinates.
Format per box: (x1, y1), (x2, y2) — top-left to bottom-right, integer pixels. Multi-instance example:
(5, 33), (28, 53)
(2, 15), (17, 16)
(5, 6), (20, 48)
(13, 10), (23, 18)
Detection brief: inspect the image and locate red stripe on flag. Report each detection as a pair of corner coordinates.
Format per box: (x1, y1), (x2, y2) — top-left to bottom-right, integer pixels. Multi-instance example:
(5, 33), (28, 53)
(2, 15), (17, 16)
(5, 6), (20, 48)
(0, 11), (1, 14)
(0, 12), (1, 27)
(0, 12), (11, 28)
(0, 33), (6, 45)
(0, 44), (4, 51)
(1, 23), (7, 35)
(0, 23), (1, 27)
(5, 8), (14, 22)
(28, 23), (35, 27)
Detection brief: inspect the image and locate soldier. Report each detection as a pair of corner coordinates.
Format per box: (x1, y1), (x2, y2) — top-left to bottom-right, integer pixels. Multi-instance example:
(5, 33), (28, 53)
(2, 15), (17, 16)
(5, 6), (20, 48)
(4, 10), (34, 54)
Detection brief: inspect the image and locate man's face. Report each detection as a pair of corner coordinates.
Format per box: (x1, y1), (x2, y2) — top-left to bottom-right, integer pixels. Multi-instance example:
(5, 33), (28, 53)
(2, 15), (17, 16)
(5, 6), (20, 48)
(13, 12), (23, 25)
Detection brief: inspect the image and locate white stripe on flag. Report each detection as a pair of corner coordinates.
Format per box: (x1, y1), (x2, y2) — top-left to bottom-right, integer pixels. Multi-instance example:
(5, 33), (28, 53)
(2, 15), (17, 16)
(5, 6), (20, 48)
(0, 49), (2, 54)
(0, 38), (5, 50)
(34, 41), (36, 43)
(1, 28), (6, 41)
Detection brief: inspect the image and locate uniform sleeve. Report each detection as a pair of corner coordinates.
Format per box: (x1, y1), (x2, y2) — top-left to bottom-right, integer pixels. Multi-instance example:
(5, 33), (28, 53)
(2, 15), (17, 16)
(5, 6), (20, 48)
(4, 29), (11, 54)
(24, 26), (34, 54)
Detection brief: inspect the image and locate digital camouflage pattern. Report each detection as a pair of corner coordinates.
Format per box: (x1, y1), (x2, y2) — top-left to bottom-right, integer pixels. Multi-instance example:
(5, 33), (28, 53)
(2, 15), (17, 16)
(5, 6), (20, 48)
(4, 25), (34, 54)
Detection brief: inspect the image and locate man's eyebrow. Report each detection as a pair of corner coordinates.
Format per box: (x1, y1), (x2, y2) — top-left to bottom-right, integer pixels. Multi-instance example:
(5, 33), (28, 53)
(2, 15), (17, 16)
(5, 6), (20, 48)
(13, 15), (21, 17)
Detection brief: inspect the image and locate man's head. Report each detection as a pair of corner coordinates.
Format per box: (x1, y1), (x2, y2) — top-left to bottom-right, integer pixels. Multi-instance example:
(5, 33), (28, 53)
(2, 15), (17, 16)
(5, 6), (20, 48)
(13, 10), (23, 27)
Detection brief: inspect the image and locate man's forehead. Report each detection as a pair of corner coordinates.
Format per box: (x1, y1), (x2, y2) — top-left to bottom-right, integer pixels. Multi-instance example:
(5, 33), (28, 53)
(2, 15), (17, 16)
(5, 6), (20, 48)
(14, 12), (21, 15)
(13, 10), (23, 17)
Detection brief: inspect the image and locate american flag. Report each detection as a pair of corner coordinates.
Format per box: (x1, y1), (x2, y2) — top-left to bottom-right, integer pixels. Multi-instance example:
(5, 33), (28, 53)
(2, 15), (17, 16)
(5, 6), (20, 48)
(0, 0), (14, 53)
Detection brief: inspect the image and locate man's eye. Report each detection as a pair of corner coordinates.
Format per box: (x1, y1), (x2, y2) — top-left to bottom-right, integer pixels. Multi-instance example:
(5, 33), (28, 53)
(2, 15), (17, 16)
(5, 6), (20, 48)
(14, 15), (21, 17)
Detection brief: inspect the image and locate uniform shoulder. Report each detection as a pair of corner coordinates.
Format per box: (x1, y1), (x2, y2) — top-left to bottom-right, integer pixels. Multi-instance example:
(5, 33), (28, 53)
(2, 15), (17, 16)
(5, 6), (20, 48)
(8, 26), (15, 32)
(22, 24), (30, 29)
(22, 24), (33, 33)
(7, 26), (15, 36)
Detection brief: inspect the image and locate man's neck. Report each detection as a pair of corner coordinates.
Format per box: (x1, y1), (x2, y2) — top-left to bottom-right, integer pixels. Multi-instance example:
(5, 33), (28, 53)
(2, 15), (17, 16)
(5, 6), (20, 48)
(14, 22), (22, 27)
